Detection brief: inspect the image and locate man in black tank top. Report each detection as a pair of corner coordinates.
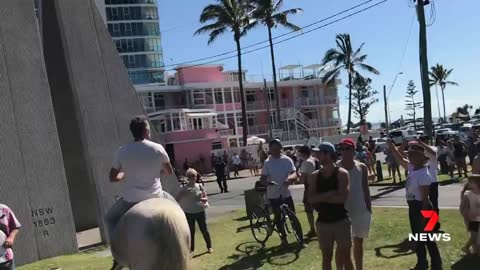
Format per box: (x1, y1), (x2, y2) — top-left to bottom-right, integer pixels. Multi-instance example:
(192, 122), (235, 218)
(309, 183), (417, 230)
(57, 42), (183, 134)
(308, 142), (353, 270)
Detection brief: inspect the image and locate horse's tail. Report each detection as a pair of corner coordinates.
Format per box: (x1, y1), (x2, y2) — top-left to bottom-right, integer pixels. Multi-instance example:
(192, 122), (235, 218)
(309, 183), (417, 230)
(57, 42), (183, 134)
(150, 201), (191, 270)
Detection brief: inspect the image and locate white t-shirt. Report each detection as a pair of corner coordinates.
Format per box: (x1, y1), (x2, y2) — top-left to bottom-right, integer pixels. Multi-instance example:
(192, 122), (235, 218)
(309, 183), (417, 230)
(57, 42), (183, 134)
(425, 146), (438, 183)
(232, 155), (241, 165)
(298, 157), (316, 175)
(262, 155), (296, 199)
(406, 164), (432, 201)
(112, 140), (170, 203)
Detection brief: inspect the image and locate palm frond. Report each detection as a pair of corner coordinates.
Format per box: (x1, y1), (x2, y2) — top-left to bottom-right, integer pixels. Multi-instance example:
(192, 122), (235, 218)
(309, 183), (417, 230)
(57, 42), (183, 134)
(207, 27), (228, 44)
(354, 54), (367, 63)
(358, 63), (380, 75)
(199, 4), (227, 23)
(322, 48), (341, 65)
(272, 0), (284, 12)
(352, 42), (365, 58)
(446, 81), (459, 86)
(321, 66), (342, 84)
(194, 22), (225, 36)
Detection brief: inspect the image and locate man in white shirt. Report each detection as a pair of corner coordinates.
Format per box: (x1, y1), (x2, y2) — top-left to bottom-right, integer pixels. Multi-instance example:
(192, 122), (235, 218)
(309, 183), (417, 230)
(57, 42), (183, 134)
(260, 139), (297, 246)
(298, 145), (317, 237)
(106, 116), (176, 270)
(416, 136), (440, 230)
(232, 153), (241, 178)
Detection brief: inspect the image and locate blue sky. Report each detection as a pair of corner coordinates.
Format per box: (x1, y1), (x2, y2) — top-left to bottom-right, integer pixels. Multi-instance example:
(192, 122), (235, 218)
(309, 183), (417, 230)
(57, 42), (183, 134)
(157, 0), (480, 124)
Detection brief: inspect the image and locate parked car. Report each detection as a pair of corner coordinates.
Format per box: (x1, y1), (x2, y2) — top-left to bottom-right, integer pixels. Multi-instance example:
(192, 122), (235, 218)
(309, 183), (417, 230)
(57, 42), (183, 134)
(373, 138), (388, 153)
(389, 129), (416, 145)
(436, 128), (457, 136)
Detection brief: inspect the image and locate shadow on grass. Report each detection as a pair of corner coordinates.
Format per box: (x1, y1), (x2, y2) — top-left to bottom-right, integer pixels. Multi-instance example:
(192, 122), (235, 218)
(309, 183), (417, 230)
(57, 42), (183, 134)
(374, 238), (415, 259)
(371, 185), (405, 201)
(218, 241), (301, 270)
(451, 255), (480, 270)
(193, 251), (209, 259)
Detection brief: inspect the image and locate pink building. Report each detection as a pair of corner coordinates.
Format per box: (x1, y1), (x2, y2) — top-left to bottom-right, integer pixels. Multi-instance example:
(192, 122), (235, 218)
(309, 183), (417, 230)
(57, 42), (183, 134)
(136, 64), (341, 172)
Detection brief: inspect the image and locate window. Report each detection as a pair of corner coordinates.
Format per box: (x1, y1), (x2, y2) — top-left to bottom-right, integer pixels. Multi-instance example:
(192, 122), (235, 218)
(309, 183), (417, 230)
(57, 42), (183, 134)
(236, 114), (243, 127)
(214, 89), (223, 104)
(123, 7), (130, 20)
(224, 89), (232, 103)
(127, 40), (134, 51)
(128, 55), (135, 65)
(212, 142), (223, 150)
(153, 93), (165, 110)
(205, 90), (214, 105)
(246, 90), (256, 102)
(247, 113), (255, 126)
(193, 90), (205, 105)
(193, 118), (203, 130)
(112, 24), (120, 35)
(125, 23), (132, 34)
(115, 40), (121, 51)
(268, 88), (275, 101)
(111, 8), (118, 20)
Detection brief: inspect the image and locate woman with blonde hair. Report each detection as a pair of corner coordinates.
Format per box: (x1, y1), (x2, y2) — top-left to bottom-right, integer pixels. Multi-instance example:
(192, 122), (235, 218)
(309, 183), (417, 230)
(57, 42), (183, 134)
(176, 168), (213, 254)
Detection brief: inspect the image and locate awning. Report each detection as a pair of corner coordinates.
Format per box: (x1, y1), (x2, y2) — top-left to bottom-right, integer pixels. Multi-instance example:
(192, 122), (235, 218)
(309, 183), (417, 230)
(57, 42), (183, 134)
(186, 112), (218, 118)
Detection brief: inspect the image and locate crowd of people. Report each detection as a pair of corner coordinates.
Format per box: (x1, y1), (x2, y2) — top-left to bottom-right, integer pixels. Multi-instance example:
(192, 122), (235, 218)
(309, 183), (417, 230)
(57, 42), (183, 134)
(2, 116), (480, 270)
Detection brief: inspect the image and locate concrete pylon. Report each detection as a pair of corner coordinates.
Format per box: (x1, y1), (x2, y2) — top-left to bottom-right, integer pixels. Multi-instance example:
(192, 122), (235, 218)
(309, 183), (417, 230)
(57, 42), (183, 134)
(0, 0), (77, 264)
(41, 0), (145, 242)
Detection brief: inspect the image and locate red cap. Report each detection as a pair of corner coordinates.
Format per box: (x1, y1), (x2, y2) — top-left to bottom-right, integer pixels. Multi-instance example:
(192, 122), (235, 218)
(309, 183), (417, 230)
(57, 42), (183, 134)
(339, 138), (356, 147)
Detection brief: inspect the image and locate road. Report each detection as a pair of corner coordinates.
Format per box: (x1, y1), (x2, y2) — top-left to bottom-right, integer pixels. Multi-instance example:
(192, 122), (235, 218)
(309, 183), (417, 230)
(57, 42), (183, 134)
(205, 174), (463, 220)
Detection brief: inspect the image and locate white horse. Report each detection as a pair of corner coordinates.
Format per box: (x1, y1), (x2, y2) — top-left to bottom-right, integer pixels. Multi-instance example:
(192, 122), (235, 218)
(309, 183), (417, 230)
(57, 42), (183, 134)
(111, 197), (191, 270)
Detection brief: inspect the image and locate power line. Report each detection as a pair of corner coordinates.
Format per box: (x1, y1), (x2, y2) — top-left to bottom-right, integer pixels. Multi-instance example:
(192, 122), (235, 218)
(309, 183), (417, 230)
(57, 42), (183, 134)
(164, 0), (389, 71)
(162, 0), (383, 69)
(387, 11), (415, 99)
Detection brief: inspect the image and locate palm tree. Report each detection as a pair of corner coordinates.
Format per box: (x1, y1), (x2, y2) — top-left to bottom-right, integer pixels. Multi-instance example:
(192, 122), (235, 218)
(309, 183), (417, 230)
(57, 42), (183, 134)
(321, 34), (379, 134)
(249, 0), (302, 125)
(195, 0), (255, 146)
(428, 63), (458, 123)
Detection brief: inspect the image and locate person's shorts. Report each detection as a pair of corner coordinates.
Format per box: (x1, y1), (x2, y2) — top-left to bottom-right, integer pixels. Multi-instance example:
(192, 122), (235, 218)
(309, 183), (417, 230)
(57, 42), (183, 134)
(303, 191), (313, 213)
(350, 212), (371, 239)
(469, 221), (480, 232)
(316, 217), (352, 250)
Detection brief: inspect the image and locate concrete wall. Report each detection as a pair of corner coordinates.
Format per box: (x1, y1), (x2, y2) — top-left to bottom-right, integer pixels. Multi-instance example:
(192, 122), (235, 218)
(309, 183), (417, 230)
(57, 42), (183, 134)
(177, 66), (224, 84)
(0, 0), (77, 264)
(42, 0), (145, 241)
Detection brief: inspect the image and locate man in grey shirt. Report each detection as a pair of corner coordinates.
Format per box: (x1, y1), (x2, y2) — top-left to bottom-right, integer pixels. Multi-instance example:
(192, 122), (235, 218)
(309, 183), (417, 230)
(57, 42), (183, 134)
(260, 139), (297, 246)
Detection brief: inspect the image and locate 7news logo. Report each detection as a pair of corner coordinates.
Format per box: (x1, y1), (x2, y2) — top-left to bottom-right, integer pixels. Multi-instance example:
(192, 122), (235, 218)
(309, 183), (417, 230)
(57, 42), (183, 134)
(408, 210), (451, 242)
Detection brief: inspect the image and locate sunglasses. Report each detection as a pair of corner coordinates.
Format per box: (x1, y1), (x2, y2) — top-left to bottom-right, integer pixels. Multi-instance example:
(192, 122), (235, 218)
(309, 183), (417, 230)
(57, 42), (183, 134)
(338, 146), (354, 151)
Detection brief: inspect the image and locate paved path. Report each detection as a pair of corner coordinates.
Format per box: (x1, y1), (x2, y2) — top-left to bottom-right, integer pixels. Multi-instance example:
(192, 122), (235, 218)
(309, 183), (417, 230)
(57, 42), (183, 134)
(205, 172), (464, 219)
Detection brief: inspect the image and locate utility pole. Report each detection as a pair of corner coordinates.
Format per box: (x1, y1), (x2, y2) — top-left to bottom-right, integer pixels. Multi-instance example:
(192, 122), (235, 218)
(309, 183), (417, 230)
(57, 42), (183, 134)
(383, 85), (389, 133)
(416, 0), (433, 137)
(264, 79), (273, 138)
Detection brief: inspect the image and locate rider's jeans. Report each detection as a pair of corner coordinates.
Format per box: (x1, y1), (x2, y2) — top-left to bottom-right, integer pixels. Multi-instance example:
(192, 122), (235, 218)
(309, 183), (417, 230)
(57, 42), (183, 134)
(105, 192), (176, 241)
(269, 197), (295, 239)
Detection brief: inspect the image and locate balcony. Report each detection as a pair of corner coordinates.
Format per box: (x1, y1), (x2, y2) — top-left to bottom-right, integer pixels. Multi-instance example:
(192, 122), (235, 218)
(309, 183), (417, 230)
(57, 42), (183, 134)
(246, 101), (266, 111)
(297, 96), (338, 107)
(306, 118), (341, 129)
(248, 125), (269, 135)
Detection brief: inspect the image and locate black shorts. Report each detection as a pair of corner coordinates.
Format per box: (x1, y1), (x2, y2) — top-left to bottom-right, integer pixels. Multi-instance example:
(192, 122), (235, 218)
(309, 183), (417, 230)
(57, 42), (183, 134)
(469, 221), (480, 232)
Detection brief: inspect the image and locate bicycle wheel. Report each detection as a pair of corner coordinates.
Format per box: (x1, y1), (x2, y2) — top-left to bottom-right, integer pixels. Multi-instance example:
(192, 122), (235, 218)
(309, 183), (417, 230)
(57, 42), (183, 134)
(249, 206), (272, 244)
(285, 209), (304, 246)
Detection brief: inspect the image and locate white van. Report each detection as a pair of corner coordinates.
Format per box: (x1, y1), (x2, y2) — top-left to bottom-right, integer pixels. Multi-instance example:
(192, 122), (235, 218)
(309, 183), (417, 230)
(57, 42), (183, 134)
(459, 123), (473, 139)
(389, 129), (416, 145)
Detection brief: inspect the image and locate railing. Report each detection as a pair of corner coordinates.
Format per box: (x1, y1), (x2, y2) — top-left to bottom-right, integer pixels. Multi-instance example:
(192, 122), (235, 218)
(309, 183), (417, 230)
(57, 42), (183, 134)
(247, 125), (269, 135)
(246, 101), (266, 111)
(305, 118), (342, 129)
(296, 96), (338, 107)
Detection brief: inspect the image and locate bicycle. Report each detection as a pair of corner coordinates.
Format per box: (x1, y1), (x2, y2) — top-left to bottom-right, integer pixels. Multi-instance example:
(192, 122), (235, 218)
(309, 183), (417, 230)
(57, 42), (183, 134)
(249, 181), (304, 247)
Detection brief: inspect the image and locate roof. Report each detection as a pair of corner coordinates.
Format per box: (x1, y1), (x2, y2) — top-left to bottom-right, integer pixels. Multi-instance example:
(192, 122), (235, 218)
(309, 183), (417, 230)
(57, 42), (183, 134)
(279, 64), (302, 70)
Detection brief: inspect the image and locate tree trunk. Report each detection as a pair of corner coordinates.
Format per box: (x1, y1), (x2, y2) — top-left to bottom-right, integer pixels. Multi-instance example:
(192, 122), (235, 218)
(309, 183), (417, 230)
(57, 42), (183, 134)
(416, 0), (433, 137)
(347, 71), (353, 134)
(435, 85), (442, 122)
(357, 87), (363, 125)
(235, 38), (248, 146)
(268, 26), (281, 126)
(441, 86), (446, 123)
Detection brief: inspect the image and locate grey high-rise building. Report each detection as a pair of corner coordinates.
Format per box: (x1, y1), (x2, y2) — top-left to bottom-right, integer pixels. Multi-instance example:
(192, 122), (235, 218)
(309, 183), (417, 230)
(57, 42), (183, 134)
(95, 0), (165, 85)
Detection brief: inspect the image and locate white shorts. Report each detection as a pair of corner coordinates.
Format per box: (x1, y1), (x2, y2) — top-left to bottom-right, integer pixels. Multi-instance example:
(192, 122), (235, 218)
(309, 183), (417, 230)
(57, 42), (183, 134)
(350, 212), (371, 239)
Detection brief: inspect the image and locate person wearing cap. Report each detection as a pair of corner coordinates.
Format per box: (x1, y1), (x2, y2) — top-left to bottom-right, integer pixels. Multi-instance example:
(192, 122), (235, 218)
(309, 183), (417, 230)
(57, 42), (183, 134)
(415, 136), (441, 230)
(260, 139), (298, 247)
(298, 145), (318, 237)
(0, 204), (21, 270)
(387, 139), (442, 270)
(308, 142), (353, 270)
(337, 138), (371, 270)
(453, 136), (468, 179)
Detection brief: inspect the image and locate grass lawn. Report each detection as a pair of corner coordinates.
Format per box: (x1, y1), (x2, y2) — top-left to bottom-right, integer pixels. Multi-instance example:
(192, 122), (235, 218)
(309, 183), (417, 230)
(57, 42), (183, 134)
(18, 208), (479, 270)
